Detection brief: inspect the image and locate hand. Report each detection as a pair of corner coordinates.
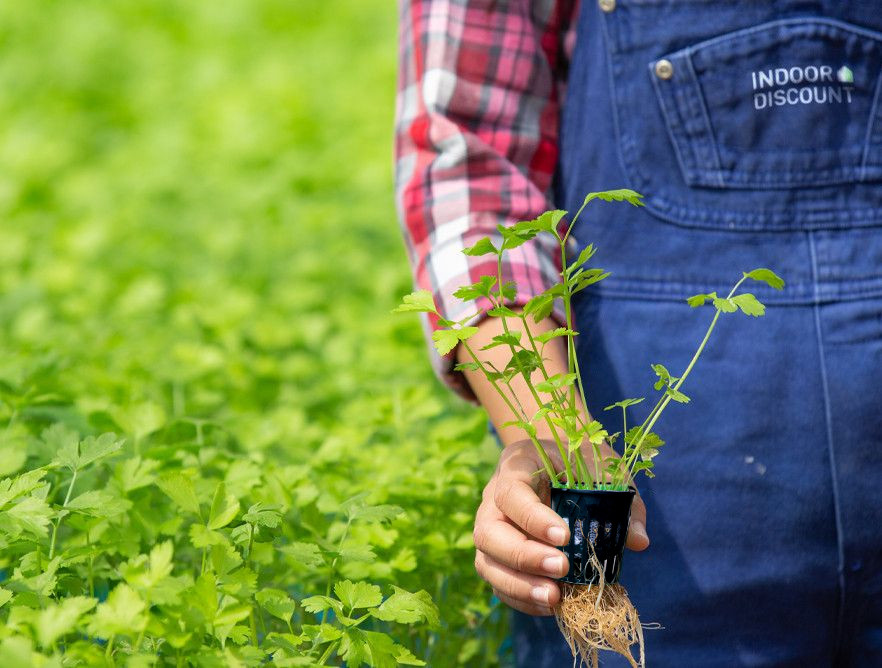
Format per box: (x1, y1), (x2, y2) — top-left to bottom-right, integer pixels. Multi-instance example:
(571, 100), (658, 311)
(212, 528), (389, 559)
(473, 440), (649, 616)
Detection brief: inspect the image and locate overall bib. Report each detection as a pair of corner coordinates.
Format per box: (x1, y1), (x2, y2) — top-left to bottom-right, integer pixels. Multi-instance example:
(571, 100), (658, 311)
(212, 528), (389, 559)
(511, 2), (882, 666)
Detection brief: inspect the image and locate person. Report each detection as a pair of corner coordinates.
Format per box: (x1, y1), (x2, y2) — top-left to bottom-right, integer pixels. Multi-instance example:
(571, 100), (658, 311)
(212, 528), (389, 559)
(395, 1), (882, 665)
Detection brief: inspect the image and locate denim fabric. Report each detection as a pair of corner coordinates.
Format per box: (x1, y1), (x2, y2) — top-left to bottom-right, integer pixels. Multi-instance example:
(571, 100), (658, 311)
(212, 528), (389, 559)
(511, 1), (882, 666)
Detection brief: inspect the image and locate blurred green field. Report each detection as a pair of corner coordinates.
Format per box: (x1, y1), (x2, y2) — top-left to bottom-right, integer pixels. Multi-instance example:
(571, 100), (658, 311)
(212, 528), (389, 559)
(0, 2), (509, 665)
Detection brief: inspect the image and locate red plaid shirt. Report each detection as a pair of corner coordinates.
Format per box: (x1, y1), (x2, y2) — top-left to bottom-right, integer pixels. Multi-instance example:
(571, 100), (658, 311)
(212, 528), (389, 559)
(395, 0), (580, 402)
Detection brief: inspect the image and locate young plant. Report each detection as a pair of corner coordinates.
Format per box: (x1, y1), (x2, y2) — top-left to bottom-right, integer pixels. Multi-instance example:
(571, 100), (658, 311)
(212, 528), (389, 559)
(396, 189), (784, 492)
(396, 189), (783, 668)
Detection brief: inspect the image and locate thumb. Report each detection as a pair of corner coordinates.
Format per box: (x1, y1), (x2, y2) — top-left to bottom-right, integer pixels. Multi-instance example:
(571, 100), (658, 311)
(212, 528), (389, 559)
(626, 491), (650, 551)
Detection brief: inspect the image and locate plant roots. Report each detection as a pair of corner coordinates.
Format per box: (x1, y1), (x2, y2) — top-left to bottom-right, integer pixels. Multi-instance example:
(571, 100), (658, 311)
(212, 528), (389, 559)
(553, 550), (659, 668)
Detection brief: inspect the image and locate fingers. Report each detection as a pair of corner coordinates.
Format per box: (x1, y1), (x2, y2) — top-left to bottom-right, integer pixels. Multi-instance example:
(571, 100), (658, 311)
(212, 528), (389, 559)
(475, 550), (559, 616)
(474, 503), (569, 578)
(494, 589), (554, 617)
(626, 490), (650, 551)
(493, 452), (570, 545)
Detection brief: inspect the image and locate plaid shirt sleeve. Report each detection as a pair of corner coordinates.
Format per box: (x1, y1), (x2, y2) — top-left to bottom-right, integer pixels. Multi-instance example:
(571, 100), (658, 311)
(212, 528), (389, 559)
(395, 0), (580, 403)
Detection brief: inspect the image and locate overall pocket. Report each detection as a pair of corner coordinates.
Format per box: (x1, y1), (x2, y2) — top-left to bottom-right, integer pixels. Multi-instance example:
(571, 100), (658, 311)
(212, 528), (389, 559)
(599, 8), (882, 231)
(651, 18), (882, 189)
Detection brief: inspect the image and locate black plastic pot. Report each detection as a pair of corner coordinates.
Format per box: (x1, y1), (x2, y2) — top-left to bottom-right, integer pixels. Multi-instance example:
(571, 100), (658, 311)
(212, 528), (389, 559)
(549, 486), (636, 585)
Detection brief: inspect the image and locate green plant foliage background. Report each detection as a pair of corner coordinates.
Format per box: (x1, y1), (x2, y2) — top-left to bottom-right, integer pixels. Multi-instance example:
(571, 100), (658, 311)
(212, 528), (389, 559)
(0, 1), (508, 665)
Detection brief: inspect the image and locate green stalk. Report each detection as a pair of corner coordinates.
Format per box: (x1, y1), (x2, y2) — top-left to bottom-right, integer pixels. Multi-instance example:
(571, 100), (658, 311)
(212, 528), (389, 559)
(562, 197), (590, 244)
(48, 468), (78, 560)
(622, 276), (748, 481)
(318, 640), (339, 665)
(555, 231), (597, 486)
(249, 609), (258, 647)
(492, 256), (575, 486)
(517, 313), (587, 430)
(517, 316), (590, 486)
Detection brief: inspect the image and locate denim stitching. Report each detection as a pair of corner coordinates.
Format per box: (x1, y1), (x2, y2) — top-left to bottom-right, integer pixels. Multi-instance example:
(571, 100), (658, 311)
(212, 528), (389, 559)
(808, 230), (847, 657)
(861, 67), (882, 176)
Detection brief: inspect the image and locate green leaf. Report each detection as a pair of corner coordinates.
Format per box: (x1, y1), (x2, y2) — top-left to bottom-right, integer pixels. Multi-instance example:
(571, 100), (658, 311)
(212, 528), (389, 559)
(67, 490), (131, 518)
(340, 494), (404, 523)
(487, 305), (520, 318)
(242, 502), (282, 528)
(334, 580), (382, 611)
(278, 542), (325, 568)
(625, 426), (665, 449)
(392, 290), (438, 315)
(583, 189), (645, 207)
(452, 276), (496, 301)
(585, 420), (610, 445)
(535, 373), (577, 393)
(497, 223), (538, 250)
(522, 294), (554, 323)
(372, 587), (440, 627)
(341, 628), (421, 668)
(744, 268), (785, 290)
(665, 387), (690, 403)
(35, 596), (96, 650)
(116, 456), (159, 493)
(431, 326), (479, 356)
(453, 361), (481, 372)
(156, 472), (201, 516)
(529, 209), (567, 233)
(564, 244), (597, 277)
(686, 292), (717, 308)
(499, 420), (537, 440)
(52, 440), (80, 472)
(604, 397), (645, 411)
(504, 350), (542, 377)
(88, 584), (147, 639)
(3, 496), (53, 538)
(256, 588), (297, 624)
(713, 297), (738, 313)
(461, 237), (498, 256)
(651, 363), (677, 390)
(0, 470), (47, 509)
(300, 624), (343, 644)
(632, 461), (655, 478)
(479, 332), (521, 351)
(300, 595), (343, 617)
(571, 268), (611, 293)
(731, 293), (766, 317)
(534, 328), (576, 344)
(499, 280), (517, 301)
(208, 482), (240, 530)
(112, 402), (165, 442)
(189, 523), (226, 548)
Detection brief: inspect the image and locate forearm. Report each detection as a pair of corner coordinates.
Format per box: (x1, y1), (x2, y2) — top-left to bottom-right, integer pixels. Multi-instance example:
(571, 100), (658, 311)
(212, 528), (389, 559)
(455, 309), (586, 448)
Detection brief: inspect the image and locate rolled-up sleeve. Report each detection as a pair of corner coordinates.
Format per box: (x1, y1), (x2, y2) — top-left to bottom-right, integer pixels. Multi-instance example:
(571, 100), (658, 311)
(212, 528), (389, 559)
(395, 0), (579, 403)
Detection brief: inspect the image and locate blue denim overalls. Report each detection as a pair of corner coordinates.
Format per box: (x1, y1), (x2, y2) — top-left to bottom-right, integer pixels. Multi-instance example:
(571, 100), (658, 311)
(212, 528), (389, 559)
(511, 2), (882, 666)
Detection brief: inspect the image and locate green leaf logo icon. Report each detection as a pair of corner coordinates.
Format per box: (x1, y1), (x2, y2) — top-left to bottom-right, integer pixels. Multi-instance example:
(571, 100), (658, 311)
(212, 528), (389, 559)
(837, 66), (854, 84)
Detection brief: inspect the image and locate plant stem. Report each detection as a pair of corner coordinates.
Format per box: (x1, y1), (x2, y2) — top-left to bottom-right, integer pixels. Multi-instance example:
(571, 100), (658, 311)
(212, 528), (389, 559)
(563, 198), (590, 244)
(494, 255), (575, 486)
(250, 609), (258, 647)
(622, 276), (748, 480)
(556, 232), (596, 486)
(318, 640), (339, 665)
(48, 468), (78, 560)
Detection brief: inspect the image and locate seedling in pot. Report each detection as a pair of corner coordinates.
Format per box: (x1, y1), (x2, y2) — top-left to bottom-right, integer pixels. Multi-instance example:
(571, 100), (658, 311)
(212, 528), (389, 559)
(395, 189), (783, 667)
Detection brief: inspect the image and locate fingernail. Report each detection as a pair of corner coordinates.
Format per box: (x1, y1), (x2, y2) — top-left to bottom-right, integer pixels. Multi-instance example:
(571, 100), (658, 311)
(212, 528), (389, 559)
(547, 526), (566, 545)
(631, 521), (649, 543)
(541, 555), (564, 575)
(531, 586), (550, 604)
